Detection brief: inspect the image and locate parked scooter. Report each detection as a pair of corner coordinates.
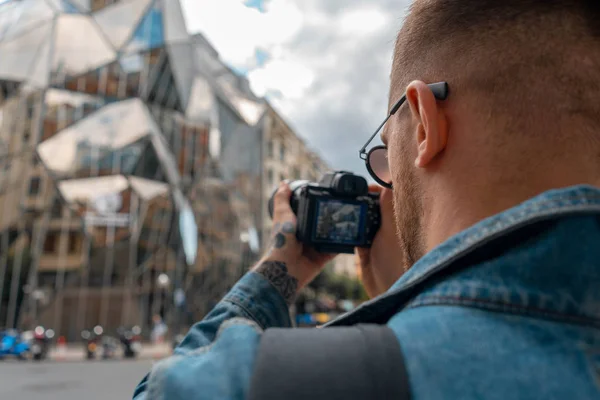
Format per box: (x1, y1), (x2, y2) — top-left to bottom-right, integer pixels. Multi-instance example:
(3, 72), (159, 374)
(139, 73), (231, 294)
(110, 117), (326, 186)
(118, 326), (142, 359)
(101, 335), (119, 360)
(31, 326), (54, 361)
(0, 329), (31, 360)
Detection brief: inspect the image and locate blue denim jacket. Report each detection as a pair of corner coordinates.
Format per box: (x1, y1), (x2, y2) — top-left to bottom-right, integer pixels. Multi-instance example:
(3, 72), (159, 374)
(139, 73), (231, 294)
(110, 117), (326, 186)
(133, 186), (600, 399)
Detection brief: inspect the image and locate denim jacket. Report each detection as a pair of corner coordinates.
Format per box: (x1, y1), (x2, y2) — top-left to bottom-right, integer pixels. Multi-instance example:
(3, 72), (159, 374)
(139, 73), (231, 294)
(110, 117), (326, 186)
(133, 186), (600, 399)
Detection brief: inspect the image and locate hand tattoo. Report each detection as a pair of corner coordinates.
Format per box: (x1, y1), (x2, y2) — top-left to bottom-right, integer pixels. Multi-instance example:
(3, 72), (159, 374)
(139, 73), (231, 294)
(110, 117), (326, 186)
(255, 261), (299, 305)
(274, 233), (286, 249)
(269, 221), (294, 251)
(281, 221), (295, 234)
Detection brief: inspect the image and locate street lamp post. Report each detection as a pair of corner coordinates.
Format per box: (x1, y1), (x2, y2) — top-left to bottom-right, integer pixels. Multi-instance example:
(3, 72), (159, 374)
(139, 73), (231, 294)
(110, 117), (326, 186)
(156, 272), (170, 321)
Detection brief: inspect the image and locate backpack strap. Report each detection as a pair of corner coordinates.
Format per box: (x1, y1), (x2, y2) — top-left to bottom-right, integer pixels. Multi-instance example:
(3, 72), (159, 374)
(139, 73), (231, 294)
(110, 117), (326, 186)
(247, 324), (411, 400)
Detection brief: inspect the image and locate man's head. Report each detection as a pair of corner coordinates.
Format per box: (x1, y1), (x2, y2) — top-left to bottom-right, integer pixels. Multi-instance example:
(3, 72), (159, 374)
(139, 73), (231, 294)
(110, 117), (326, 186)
(385, 0), (600, 267)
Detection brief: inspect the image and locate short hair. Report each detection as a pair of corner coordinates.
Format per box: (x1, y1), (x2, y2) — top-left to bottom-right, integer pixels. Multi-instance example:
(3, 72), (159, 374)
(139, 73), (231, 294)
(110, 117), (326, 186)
(392, 0), (600, 144)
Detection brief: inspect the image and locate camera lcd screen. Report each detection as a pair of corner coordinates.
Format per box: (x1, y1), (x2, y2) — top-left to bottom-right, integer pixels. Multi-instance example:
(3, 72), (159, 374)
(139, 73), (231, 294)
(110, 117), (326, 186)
(313, 199), (366, 245)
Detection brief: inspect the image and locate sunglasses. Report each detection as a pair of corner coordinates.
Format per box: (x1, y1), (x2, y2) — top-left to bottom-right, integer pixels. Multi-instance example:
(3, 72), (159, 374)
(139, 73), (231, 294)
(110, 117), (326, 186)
(359, 82), (450, 189)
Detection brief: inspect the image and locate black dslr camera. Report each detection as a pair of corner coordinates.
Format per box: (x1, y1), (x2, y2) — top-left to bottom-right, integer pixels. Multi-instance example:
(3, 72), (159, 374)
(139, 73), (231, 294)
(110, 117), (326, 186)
(268, 171), (381, 254)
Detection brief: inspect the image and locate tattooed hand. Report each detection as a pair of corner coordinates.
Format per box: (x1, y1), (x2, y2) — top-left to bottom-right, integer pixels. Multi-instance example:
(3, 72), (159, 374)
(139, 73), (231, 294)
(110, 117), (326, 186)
(253, 182), (335, 300)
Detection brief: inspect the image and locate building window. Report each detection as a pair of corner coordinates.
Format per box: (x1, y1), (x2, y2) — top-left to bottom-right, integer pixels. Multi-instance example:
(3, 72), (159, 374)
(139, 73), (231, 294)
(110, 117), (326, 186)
(267, 141), (274, 158)
(68, 232), (79, 253)
(280, 145), (286, 161)
(292, 167), (300, 180)
(267, 169), (273, 185)
(28, 177), (41, 196)
(43, 234), (58, 253)
(51, 200), (62, 218)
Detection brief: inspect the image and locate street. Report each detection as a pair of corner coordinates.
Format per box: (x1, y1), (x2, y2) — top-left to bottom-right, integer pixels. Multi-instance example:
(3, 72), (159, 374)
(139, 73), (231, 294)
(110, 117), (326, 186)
(0, 360), (152, 400)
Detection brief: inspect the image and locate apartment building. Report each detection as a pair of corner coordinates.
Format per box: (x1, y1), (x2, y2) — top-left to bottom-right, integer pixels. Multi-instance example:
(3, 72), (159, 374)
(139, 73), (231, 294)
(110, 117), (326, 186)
(261, 105), (357, 277)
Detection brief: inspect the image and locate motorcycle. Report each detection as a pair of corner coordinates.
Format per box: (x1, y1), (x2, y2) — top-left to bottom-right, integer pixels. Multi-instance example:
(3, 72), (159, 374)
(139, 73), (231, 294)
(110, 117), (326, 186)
(81, 326), (102, 360)
(0, 329), (31, 360)
(118, 326), (142, 359)
(31, 326), (54, 361)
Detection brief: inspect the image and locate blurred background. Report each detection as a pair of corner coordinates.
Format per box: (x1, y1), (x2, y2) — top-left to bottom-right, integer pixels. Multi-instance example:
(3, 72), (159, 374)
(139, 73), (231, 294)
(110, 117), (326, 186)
(0, 0), (400, 398)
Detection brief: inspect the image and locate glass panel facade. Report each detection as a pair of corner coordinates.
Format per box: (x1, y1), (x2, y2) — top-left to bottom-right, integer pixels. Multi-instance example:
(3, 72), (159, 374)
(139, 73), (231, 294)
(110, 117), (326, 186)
(47, 0), (82, 14)
(53, 15), (116, 77)
(0, 0), (55, 42)
(163, 0), (189, 44)
(93, 0), (152, 50)
(124, 1), (165, 54)
(0, 23), (51, 82)
(0, 0), (264, 339)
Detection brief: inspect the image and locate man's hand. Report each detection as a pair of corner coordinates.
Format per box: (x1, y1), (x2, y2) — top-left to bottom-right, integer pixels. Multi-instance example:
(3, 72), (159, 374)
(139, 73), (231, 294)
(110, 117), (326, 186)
(253, 182), (335, 303)
(356, 185), (405, 298)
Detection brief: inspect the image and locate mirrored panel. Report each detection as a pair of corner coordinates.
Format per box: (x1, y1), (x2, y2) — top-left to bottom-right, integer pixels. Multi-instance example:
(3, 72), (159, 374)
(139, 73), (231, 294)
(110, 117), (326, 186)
(0, 23), (51, 83)
(38, 99), (156, 176)
(123, 2), (165, 54)
(0, 0), (55, 42)
(53, 15), (116, 78)
(163, 0), (188, 44)
(93, 0), (152, 50)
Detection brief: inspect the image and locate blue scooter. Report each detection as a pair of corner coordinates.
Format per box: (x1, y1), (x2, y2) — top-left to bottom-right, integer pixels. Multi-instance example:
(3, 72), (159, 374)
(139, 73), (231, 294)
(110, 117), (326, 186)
(0, 329), (31, 360)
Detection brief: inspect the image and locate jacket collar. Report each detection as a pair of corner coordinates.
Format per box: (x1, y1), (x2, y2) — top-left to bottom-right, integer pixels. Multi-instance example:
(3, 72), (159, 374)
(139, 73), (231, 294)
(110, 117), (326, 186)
(326, 185), (600, 327)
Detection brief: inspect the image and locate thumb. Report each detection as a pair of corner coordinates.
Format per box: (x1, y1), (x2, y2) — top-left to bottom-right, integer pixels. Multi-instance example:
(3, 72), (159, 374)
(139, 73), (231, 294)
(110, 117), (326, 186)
(273, 182), (294, 220)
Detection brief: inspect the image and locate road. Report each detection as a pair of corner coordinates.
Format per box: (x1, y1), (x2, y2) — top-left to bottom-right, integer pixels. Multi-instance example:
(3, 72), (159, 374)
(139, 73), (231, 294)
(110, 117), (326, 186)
(0, 360), (152, 399)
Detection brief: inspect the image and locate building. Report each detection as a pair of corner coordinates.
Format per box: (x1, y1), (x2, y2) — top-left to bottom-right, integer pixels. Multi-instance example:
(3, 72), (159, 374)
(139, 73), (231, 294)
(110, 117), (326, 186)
(0, 0), (260, 339)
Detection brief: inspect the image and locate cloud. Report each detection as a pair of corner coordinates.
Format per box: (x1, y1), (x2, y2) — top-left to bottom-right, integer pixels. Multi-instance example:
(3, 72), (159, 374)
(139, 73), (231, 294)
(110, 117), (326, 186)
(181, 0), (411, 175)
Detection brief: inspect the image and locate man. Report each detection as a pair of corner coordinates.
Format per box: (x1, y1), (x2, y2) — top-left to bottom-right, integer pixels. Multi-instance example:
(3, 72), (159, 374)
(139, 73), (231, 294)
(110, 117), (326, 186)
(134, 1), (600, 399)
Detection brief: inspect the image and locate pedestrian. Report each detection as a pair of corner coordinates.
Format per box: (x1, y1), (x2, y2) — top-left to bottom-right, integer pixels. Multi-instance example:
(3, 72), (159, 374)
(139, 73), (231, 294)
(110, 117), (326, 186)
(134, 1), (600, 399)
(150, 314), (167, 345)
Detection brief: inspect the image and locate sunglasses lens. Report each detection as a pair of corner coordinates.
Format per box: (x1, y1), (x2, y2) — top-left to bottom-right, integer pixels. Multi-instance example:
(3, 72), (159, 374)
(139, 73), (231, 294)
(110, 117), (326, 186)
(368, 147), (391, 187)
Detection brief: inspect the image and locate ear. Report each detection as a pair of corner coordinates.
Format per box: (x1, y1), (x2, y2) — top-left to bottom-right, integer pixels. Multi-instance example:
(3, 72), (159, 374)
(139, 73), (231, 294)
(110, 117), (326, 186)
(405, 81), (449, 168)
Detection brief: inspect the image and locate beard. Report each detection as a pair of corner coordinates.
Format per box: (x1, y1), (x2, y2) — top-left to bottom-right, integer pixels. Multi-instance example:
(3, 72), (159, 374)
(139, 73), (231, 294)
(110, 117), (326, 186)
(392, 155), (426, 272)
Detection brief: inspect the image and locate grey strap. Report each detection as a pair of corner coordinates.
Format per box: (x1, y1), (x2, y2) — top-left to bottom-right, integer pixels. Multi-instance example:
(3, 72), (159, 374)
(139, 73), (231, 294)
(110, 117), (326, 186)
(248, 324), (410, 400)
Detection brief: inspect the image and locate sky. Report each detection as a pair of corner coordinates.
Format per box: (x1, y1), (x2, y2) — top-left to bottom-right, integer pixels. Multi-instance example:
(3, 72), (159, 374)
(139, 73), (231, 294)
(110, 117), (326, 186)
(180, 0), (411, 175)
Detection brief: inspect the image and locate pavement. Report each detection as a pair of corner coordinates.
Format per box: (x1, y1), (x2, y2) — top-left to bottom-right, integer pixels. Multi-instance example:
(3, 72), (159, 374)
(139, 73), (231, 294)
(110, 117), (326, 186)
(0, 359), (154, 400)
(48, 343), (172, 362)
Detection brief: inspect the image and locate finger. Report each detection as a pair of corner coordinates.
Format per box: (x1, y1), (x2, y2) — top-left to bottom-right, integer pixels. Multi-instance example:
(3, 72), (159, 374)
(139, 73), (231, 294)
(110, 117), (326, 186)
(273, 182), (294, 219)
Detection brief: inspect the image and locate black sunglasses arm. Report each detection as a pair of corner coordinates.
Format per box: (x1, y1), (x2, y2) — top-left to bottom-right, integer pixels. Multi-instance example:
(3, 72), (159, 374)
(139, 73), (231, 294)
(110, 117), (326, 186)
(359, 82), (449, 158)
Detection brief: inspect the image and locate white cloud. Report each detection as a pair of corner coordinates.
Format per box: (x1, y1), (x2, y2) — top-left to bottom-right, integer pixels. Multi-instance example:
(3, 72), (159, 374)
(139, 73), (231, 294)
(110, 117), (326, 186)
(337, 7), (391, 36)
(248, 59), (314, 98)
(182, 0), (303, 67)
(181, 0), (408, 172)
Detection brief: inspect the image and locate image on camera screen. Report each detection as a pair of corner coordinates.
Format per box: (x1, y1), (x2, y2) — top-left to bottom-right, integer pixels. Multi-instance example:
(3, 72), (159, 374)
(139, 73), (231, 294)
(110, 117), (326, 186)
(313, 199), (365, 244)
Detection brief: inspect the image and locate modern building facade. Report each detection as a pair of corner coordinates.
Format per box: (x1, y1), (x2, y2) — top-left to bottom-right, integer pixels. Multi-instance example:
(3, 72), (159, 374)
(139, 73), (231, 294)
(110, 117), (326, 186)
(0, 0), (263, 339)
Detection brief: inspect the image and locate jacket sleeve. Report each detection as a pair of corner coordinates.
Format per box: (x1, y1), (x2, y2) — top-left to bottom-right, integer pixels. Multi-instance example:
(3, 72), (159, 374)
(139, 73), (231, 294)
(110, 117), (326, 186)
(132, 271), (292, 400)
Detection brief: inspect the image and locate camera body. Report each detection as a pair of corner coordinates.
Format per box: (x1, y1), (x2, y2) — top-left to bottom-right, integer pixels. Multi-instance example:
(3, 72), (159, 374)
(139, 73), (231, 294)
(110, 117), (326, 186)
(269, 171), (381, 254)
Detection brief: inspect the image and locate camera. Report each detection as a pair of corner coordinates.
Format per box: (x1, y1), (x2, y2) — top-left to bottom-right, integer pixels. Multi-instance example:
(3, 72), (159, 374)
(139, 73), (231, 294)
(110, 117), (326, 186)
(268, 171), (381, 254)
